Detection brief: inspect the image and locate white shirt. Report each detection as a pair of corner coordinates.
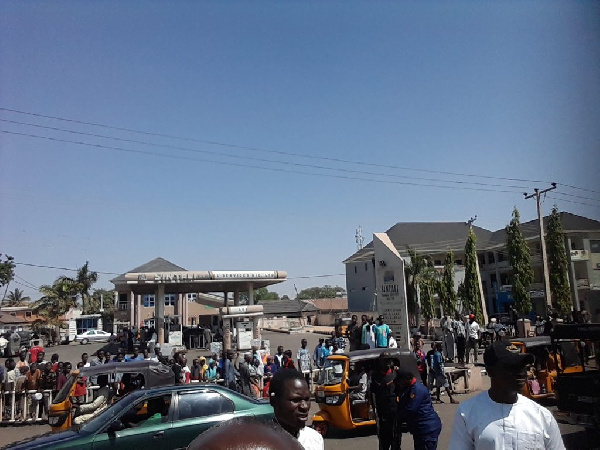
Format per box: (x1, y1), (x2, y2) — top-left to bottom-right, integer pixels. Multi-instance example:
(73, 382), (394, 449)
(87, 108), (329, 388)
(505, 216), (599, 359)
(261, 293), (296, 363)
(449, 391), (565, 450)
(298, 425), (324, 450)
(467, 321), (480, 339)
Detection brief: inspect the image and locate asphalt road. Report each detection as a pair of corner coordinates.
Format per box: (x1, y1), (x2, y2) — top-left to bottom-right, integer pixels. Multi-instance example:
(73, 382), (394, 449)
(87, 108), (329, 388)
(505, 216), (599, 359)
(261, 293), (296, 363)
(1, 331), (597, 449)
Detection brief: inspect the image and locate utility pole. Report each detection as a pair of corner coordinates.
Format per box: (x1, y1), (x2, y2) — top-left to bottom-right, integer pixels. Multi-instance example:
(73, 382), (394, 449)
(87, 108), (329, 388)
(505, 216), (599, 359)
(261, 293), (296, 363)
(468, 216), (489, 324)
(524, 183), (557, 311)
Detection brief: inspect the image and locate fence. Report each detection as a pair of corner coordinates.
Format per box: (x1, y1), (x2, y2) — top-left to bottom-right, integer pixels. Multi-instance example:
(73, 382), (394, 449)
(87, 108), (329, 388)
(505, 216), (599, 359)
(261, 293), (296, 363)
(0, 385), (99, 424)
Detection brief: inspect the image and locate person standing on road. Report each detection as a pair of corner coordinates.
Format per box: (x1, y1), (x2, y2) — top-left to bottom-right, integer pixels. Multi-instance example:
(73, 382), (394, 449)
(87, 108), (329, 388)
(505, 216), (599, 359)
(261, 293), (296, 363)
(313, 339), (324, 368)
(370, 351), (400, 450)
(297, 339), (312, 384)
(413, 340), (428, 386)
(465, 314), (480, 364)
(453, 313), (467, 364)
(375, 316), (392, 349)
(274, 346), (285, 369)
(360, 315), (370, 349)
(395, 369), (442, 450)
(348, 315), (361, 351)
(449, 341), (565, 450)
(431, 342), (458, 404)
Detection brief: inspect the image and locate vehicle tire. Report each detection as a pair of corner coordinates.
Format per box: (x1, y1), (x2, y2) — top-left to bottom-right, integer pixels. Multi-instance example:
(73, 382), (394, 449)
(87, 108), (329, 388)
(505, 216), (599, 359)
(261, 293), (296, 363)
(81, 338), (89, 345)
(313, 421), (329, 437)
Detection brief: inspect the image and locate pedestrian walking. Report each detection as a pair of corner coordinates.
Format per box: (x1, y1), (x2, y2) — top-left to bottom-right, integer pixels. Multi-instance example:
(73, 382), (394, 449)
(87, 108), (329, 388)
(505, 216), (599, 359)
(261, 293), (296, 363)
(431, 342), (458, 404)
(465, 314), (480, 364)
(370, 351), (400, 450)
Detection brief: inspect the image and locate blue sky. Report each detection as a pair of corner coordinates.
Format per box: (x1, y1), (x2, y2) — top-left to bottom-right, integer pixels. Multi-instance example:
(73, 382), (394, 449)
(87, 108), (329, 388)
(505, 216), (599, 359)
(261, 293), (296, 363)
(1, 1), (599, 299)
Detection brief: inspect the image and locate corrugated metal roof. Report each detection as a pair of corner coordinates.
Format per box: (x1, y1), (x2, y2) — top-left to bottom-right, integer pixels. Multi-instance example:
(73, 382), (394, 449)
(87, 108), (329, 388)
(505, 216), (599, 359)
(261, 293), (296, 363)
(111, 257), (186, 284)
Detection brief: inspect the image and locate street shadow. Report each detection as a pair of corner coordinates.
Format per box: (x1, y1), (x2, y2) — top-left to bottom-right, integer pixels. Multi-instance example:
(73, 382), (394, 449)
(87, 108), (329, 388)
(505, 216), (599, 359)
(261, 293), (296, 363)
(562, 428), (600, 450)
(326, 424), (377, 440)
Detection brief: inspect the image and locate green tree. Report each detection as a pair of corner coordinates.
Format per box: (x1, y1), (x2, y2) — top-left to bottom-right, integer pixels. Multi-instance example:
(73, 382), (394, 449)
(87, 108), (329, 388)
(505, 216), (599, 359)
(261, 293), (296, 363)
(506, 207), (534, 316)
(239, 288), (280, 304)
(439, 249), (457, 316)
(85, 289), (116, 318)
(405, 246), (437, 327)
(463, 227), (483, 323)
(297, 285), (345, 299)
(34, 277), (79, 336)
(420, 278), (436, 336)
(546, 206), (572, 315)
(0, 253), (15, 289)
(4, 288), (31, 306)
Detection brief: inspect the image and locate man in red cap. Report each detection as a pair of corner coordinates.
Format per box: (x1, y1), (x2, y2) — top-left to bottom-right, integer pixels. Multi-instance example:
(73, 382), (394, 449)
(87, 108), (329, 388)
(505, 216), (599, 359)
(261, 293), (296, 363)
(465, 314), (480, 364)
(449, 341), (564, 449)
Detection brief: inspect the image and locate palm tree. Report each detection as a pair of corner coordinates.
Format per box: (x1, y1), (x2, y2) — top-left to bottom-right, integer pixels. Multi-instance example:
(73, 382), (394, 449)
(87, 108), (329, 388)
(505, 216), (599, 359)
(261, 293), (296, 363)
(34, 278), (79, 338)
(405, 247), (437, 328)
(4, 288), (31, 306)
(61, 261), (98, 313)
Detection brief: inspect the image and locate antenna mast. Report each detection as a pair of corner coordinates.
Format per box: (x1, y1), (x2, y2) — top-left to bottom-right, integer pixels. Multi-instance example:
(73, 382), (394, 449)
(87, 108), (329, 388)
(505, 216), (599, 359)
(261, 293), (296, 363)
(355, 226), (364, 250)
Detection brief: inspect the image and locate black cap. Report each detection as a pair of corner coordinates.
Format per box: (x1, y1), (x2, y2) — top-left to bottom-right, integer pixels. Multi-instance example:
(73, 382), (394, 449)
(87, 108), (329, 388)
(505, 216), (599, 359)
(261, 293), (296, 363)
(484, 342), (534, 368)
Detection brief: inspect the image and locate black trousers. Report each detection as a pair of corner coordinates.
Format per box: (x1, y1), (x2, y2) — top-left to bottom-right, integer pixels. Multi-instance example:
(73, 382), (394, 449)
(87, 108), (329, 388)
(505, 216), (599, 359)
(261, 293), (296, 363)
(377, 417), (401, 450)
(456, 336), (466, 362)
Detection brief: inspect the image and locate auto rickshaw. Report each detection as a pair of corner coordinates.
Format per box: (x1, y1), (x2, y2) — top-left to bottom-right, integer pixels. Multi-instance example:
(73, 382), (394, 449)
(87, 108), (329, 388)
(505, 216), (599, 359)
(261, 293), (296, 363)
(311, 348), (418, 437)
(49, 360), (175, 432)
(509, 336), (582, 400)
(551, 323), (600, 428)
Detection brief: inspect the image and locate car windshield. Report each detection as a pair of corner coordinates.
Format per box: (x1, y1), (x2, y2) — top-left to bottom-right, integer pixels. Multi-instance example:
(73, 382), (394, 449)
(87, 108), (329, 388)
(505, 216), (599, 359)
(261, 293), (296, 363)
(53, 374), (76, 404)
(79, 395), (131, 434)
(318, 359), (346, 386)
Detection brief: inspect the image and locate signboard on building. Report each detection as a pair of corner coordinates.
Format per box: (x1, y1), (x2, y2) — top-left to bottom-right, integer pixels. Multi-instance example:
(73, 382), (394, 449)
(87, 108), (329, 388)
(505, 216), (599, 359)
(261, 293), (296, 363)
(373, 233), (410, 349)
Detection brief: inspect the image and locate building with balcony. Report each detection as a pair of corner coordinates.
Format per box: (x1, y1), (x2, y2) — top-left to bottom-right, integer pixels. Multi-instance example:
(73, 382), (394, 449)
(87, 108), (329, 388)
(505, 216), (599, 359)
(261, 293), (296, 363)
(344, 212), (600, 320)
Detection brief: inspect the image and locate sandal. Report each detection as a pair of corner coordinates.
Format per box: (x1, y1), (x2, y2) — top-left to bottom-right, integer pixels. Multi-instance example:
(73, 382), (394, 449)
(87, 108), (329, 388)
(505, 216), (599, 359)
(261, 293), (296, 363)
(450, 399), (459, 404)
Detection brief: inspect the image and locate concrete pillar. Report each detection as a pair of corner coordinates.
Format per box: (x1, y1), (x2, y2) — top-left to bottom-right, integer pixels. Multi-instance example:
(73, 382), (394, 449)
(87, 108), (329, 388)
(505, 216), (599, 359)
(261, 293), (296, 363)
(156, 285), (166, 345)
(178, 293), (185, 326)
(129, 291), (135, 327)
(566, 237), (580, 312)
(234, 290), (240, 306)
(223, 292), (229, 307)
(223, 318), (232, 352)
(136, 294), (142, 328)
(113, 291), (119, 334)
(248, 283), (254, 306)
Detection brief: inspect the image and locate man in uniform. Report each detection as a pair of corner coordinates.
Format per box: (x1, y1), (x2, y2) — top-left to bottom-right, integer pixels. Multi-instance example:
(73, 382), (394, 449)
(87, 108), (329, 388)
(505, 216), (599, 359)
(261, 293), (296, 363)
(370, 351), (400, 450)
(395, 369), (442, 450)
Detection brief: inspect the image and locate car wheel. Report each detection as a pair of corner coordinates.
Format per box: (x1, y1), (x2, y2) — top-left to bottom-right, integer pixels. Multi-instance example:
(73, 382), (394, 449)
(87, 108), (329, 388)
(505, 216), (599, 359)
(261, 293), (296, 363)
(313, 421), (329, 437)
(81, 338), (89, 345)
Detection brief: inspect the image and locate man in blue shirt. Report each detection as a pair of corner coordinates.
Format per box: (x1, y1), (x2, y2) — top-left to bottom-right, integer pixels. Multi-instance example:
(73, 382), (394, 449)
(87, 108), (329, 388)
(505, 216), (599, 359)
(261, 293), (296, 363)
(375, 316), (392, 348)
(431, 342), (458, 404)
(395, 369), (442, 450)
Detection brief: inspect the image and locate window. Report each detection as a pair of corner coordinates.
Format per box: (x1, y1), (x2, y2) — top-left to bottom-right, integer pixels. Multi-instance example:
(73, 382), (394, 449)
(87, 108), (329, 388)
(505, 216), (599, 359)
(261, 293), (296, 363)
(187, 293), (197, 303)
(354, 266), (357, 274)
(176, 391), (234, 420)
(25, 311), (32, 318)
(118, 294), (128, 311)
(498, 252), (505, 263)
(434, 260), (442, 266)
(143, 295), (155, 308)
(478, 253), (486, 266)
(76, 318), (98, 335)
(120, 394), (172, 428)
(591, 241), (600, 253)
(164, 294), (176, 307)
(455, 259), (463, 265)
(361, 286), (366, 291)
(144, 319), (155, 328)
(487, 252), (495, 264)
(364, 262), (368, 271)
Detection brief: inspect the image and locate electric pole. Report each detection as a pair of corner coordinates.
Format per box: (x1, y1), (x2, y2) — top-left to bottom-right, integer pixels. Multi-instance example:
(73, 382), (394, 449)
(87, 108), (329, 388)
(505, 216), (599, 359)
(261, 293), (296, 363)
(524, 183), (557, 310)
(467, 216), (489, 324)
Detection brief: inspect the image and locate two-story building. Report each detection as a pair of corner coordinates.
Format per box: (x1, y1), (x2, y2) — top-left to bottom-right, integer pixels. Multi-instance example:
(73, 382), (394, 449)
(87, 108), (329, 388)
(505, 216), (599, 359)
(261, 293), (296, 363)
(344, 212), (600, 320)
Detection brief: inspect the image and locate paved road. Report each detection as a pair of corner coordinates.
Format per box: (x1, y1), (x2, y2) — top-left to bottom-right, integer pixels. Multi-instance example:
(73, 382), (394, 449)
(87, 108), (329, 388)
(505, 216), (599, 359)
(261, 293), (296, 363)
(1, 331), (597, 449)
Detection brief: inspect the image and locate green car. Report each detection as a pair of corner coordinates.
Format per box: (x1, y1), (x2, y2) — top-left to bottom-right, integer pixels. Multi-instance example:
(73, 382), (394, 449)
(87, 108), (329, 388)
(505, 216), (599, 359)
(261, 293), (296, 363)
(7, 385), (274, 450)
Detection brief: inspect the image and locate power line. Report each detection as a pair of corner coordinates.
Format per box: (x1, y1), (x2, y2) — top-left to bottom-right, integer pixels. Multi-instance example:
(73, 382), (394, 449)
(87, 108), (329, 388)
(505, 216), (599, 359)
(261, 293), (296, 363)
(14, 275), (39, 290)
(0, 118), (534, 191)
(0, 106), (574, 187)
(550, 191), (600, 205)
(0, 129), (527, 194)
(14, 261), (119, 275)
(547, 196), (600, 209)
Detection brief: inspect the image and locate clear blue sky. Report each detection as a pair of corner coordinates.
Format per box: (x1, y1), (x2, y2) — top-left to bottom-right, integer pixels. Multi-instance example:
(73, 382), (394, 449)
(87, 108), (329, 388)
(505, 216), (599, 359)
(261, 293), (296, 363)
(1, 1), (599, 300)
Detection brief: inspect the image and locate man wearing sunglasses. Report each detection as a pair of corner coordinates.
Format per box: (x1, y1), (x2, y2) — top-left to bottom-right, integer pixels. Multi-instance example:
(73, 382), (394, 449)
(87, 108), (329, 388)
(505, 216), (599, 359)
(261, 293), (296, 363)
(449, 341), (564, 450)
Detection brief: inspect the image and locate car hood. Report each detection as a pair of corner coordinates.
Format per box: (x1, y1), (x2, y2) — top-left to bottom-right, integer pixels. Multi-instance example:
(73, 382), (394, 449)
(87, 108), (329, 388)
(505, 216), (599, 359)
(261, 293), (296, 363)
(5, 430), (83, 449)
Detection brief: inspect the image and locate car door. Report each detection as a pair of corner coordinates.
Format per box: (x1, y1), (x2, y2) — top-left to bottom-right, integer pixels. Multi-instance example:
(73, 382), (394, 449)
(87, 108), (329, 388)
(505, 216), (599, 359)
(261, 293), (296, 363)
(167, 389), (236, 450)
(91, 393), (174, 450)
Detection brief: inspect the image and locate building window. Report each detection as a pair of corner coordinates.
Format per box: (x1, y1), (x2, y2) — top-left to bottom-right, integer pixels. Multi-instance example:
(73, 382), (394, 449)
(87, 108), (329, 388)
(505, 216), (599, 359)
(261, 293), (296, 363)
(118, 294), (128, 311)
(25, 311), (32, 318)
(487, 252), (495, 264)
(455, 259), (463, 265)
(364, 262), (368, 271)
(143, 294), (155, 308)
(478, 253), (486, 266)
(591, 241), (600, 253)
(76, 318), (98, 335)
(361, 286), (366, 291)
(498, 252), (505, 263)
(354, 266), (357, 274)
(164, 294), (176, 307)
(144, 319), (155, 328)
(187, 293), (197, 303)
(500, 274), (510, 285)
(434, 260), (442, 266)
